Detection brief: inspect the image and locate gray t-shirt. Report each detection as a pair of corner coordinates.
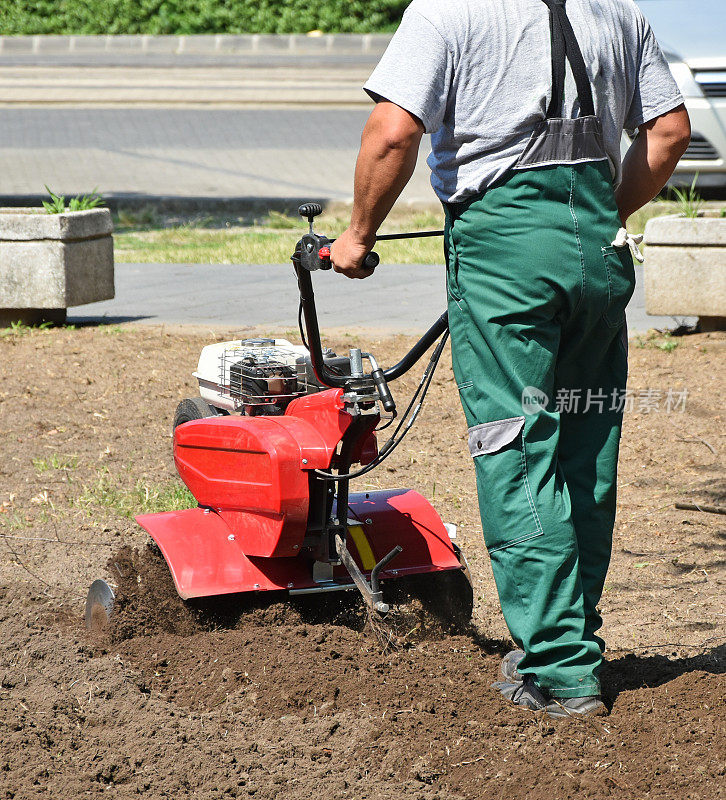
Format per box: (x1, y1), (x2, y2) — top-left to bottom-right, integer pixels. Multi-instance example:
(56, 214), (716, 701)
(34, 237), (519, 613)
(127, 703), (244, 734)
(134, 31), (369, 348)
(364, 0), (683, 202)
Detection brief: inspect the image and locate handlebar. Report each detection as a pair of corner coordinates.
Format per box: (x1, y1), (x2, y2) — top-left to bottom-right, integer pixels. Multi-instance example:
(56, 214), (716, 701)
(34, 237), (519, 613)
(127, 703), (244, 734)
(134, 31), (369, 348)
(291, 202), (448, 403)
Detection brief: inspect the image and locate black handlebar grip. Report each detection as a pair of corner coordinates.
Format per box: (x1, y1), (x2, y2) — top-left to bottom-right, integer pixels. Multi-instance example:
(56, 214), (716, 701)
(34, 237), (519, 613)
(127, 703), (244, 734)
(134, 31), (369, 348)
(364, 251), (380, 270)
(371, 368), (396, 414)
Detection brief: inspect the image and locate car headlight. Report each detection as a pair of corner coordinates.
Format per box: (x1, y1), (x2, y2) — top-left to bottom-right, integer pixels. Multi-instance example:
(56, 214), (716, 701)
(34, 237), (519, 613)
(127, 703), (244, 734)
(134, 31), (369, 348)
(663, 52), (703, 99)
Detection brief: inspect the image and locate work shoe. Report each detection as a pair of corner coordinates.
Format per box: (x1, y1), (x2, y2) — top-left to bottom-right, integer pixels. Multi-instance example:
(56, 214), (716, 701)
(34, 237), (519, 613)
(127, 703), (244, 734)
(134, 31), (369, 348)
(500, 649), (525, 683)
(545, 696), (608, 719)
(492, 676), (548, 711)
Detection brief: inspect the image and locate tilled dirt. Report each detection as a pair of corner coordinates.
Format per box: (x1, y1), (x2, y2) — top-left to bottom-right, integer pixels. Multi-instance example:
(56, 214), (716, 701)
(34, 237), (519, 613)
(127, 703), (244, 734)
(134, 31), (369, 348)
(0, 324), (724, 799)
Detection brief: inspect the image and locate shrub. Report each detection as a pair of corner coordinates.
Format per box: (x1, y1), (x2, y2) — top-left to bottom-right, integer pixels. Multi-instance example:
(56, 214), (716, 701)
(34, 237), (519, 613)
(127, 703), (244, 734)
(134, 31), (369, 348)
(0, 1), (409, 35)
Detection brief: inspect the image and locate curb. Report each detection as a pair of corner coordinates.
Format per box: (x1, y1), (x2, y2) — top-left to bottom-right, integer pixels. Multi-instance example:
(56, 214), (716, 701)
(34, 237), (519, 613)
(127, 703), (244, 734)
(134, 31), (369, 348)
(0, 33), (393, 57)
(0, 194), (441, 216)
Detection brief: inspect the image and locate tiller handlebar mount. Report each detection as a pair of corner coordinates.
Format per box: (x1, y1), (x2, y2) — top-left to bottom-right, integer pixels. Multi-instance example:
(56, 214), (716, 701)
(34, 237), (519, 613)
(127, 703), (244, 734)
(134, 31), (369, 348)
(127, 203), (470, 620)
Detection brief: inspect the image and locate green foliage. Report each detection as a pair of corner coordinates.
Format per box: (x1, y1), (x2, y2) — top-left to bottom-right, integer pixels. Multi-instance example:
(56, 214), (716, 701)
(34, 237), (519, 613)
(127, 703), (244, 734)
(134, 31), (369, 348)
(0, 1), (408, 34)
(42, 186), (67, 214)
(33, 454), (79, 472)
(657, 333), (679, 353)
(75, 475), (196, 517)
(0, 319), (53, 338)
(43, 185), (104, 214)
(670, 174), (703, 219)
(633, 330), (680, 352)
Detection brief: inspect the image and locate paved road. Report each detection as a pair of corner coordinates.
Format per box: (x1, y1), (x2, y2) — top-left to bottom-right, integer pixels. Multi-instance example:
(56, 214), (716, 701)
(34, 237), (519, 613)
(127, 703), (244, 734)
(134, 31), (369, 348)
(68, 262), (692, 334)
(0, 65), (372, 105)
(0, 107), (434, 204)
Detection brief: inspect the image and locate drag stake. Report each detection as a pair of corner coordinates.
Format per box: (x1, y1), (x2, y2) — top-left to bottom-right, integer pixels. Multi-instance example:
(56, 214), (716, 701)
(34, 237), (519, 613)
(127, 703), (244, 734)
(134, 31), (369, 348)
(334, 534), (402, 615)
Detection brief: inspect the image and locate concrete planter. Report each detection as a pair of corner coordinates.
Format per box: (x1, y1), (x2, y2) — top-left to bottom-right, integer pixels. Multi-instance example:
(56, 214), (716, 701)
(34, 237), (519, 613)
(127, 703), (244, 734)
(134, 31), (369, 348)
(0, 207), (114, 325)
(643, 212), (726, 331)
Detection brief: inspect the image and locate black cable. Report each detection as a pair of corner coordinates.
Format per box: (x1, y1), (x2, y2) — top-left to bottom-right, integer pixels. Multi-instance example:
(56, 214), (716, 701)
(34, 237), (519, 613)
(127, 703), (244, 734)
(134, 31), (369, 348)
(374, 414), (397, 433)
(298, 299), (308, 350)
(375, 229), (445, 241)
(313, 329), (449, 481)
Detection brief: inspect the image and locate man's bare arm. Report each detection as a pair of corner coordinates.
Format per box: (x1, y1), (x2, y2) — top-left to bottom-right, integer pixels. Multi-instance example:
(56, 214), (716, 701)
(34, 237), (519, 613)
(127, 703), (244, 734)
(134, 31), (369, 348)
(615, 104), (691, 225)
(331, 101), (424, 279)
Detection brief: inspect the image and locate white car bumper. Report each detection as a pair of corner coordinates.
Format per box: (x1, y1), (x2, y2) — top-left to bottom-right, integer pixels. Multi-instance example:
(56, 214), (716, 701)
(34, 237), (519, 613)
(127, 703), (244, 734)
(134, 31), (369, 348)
(622, 66), (726, 187)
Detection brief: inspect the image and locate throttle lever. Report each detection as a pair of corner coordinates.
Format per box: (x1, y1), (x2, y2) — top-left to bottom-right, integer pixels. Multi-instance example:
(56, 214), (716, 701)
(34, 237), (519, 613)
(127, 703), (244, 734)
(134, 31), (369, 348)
(318, 245), (379, 272)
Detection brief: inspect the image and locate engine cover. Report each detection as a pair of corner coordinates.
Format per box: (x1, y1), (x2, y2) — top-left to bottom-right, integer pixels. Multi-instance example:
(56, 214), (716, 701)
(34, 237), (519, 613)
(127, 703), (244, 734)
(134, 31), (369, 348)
(172, 390), (377, 558)
(174, 414), (330, 557)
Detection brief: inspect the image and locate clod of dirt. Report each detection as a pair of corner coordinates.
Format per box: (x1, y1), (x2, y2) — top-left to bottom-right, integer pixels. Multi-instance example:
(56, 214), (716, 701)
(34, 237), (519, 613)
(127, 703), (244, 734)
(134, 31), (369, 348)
(103, 542), (475, 651)
(106, 545), (201, 640)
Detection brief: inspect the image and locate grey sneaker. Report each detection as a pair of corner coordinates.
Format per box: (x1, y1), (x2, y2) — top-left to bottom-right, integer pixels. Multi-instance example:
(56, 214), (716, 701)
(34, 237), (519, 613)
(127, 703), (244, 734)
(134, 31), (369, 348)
(493, 676), (548, 711)
(545, 696), (608, 719)
(500, 649), (525, 683)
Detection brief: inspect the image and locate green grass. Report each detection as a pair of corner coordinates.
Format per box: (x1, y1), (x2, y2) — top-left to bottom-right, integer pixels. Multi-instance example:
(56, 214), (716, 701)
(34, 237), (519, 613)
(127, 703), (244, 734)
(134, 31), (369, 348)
(669, 174), (703, 219)
(113, 209), (447, 265)
(633, 330), (681, 352)
(112, 200), (725, 266)
(0, 0), (409, 35)
(0, 320), (78, 338)
(75, 476), (196, 517)
(32, 454), (79, 473)
(0, 320), (53, 338)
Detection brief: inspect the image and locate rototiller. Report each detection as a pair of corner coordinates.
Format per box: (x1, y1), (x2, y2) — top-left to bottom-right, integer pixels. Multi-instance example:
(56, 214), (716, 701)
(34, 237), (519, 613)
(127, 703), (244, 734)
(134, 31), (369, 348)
(86, 204), (472, 628)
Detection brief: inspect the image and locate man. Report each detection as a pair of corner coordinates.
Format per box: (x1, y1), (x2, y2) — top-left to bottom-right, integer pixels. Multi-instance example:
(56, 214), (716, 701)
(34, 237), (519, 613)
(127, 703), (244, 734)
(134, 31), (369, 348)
(331, 0), (690, 718)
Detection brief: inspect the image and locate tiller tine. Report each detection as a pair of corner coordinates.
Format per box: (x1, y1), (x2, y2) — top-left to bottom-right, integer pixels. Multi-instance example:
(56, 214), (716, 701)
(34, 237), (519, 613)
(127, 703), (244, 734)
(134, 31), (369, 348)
(334, 533), (402, 615)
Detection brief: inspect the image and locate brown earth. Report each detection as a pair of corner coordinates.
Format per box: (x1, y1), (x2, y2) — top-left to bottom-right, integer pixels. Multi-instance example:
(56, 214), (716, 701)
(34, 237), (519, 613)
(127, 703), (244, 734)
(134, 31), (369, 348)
(0, 323), (724, 799)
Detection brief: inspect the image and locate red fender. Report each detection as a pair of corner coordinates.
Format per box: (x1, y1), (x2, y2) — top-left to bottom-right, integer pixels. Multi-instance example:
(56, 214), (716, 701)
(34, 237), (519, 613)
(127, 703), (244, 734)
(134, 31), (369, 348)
(136, 489), (461, 600)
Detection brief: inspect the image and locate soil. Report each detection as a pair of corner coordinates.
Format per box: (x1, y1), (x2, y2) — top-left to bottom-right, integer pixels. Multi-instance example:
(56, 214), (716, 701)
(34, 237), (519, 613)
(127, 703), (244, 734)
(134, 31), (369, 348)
(0, 323), (724, 799)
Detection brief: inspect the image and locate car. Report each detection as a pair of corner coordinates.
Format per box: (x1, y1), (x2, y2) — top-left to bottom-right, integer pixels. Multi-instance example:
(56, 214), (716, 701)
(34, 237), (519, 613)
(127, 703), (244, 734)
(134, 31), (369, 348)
(628, 0), (726, 187)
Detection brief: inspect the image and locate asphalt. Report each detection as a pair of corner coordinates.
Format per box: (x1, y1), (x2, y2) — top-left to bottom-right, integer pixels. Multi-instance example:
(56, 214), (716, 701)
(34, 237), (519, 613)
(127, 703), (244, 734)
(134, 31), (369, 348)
(0, 107), (434, 206)
(68, 262), (693, 334)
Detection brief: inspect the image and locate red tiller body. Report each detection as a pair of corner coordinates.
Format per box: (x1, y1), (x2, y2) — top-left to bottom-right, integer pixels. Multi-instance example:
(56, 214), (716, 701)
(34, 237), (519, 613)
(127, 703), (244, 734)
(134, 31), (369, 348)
(136, 360), (462, 600)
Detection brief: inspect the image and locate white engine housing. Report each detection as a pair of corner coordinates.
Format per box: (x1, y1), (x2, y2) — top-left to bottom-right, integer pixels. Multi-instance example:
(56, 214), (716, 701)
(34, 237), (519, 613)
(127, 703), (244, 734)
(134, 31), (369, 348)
(193, 338), (310, 412)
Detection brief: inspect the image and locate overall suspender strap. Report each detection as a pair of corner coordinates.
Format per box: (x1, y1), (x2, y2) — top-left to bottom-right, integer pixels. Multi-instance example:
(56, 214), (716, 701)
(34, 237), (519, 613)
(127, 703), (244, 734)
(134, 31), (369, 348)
(539, 0), (596, 118)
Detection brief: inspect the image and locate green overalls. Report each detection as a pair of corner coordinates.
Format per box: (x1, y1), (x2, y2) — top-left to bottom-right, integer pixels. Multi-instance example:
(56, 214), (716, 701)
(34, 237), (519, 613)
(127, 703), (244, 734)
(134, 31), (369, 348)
(445, 0), (635, 698)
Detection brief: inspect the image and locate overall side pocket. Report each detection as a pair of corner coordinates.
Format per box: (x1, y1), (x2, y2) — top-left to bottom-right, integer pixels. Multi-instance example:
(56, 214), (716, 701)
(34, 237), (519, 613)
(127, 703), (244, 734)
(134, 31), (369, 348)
(468, 416), (544, 552)
(602, 245), (636, 329)
(445, 223), (463, 304)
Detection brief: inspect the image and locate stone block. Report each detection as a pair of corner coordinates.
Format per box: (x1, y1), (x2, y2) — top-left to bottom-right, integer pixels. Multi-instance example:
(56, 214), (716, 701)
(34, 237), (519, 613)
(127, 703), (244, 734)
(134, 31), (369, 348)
(362, 34), (394, 55)
(643, 214), (726, 319)
(34, 35), (74, 53)
(254, 34), (295, 52)
(0, 208), (114, 316)
(0, 36), (35, 53)
(141, 35), (181, 54)
(68, 35), (108, 52)
(214, 35), (257, 54)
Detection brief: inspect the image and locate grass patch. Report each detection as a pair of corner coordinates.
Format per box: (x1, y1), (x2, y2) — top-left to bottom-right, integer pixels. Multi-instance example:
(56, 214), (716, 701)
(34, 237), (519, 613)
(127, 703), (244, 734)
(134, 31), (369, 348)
(633, 330), (680, 352)
(0, 320), (78, 339)
(113, 208), (447, 265)
(76, 476), (196, 517)
(0, 320), (53, 338)
(32, 454), (79, 473)
(112, 200), (723, 265)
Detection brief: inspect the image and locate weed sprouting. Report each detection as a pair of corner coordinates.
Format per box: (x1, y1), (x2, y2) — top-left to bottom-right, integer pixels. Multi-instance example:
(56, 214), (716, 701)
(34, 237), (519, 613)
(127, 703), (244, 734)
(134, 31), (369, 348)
(32, 454), (79, 473)
(43, 185), (104, 214)
(75, 477), (195, 517)
(670, 175), (702, 219)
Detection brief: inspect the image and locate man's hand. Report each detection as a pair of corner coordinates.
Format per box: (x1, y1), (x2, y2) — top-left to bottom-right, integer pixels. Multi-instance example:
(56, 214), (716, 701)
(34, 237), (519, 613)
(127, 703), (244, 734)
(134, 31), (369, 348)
(331, 101), (424, 280)
(330, 227), (377, 279)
